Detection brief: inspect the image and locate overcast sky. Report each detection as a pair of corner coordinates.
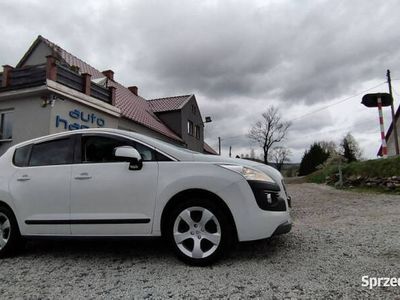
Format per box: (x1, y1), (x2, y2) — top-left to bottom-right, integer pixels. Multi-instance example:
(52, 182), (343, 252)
(1, 0), (399, 162)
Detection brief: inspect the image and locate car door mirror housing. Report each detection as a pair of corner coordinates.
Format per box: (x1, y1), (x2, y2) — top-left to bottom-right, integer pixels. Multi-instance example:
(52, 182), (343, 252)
(113, 146), (143, 170)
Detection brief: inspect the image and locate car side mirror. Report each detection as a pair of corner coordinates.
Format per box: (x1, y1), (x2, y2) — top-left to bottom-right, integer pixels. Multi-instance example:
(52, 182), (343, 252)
(113, 146), (143, 170)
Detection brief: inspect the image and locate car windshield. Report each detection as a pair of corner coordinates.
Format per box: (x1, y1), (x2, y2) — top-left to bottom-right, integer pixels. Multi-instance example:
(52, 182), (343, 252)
(120, 130), (199, 154)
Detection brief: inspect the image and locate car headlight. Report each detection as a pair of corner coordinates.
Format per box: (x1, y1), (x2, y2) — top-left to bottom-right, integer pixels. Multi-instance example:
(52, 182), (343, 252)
(218, 164), (276, 183)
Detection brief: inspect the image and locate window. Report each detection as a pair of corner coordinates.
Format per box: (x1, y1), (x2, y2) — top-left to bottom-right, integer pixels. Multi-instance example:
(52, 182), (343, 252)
(187, 120), (194, 136)
(13, 144), (32, 167)
(81, 135), (167, 163)
(0, 111), (13, 141)
(82, 135), (132, 163)
(29, 138), (73, 166)
(195, 125), (201, 139)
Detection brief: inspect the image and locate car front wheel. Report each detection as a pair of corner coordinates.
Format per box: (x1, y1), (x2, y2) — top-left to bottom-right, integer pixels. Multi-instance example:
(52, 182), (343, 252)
(168, 199), (234, 266)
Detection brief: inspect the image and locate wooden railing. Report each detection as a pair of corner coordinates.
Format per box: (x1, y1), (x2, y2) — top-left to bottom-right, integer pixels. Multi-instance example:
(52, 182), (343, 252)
(2, 64), (46, 89)
(56, 64), (84, 92)
(1, 56), (114, 105)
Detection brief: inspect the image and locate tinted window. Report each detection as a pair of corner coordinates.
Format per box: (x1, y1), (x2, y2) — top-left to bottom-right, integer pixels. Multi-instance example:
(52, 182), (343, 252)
(13, 144), (31, 167)
(82, 136), (130, 163)
(82, 135), (171, 163)
(29, 138), (73, 166)
(155, 151), (172, 161)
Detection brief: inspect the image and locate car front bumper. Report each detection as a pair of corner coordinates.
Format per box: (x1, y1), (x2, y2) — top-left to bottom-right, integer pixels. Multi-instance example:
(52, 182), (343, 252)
(216, 179), (292, 242)
(272, 221), (292, 236)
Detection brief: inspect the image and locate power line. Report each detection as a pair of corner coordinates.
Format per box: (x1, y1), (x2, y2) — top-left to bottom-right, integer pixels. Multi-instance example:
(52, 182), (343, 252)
(212, 81), (391, 148)
(292, 81), (387, 122)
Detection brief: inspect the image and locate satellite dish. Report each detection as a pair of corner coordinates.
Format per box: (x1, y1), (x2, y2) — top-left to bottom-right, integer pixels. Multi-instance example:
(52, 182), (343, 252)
(361, 93), (392, 107)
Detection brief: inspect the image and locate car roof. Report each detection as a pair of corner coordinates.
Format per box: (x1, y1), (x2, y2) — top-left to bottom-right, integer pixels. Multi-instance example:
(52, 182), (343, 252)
(11, 128), (194, 161)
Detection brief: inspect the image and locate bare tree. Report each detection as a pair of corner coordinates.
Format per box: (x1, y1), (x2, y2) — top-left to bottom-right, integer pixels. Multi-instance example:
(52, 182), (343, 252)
(248, 106), (291, 164)
(269, 146), (292, 171)
(340, 132), (362, 162)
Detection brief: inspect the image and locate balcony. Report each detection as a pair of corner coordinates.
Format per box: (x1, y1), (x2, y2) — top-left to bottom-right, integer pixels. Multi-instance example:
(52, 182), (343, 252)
(0, 56), (115, 105)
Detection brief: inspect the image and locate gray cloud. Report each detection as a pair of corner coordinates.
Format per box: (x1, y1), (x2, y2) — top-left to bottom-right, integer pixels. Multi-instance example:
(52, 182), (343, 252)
(0, 0), (398, 162)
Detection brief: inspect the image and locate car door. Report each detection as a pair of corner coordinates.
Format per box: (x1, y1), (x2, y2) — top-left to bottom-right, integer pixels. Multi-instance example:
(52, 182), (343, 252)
(9, 137), (74, 235)
(70, 133), (159, 235)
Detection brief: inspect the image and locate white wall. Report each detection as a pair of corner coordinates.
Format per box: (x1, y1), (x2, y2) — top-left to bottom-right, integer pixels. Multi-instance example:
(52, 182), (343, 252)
(0, 96), (52, 154)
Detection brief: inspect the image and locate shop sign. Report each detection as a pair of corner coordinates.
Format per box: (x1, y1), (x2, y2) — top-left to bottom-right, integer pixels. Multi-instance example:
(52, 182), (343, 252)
(56, 109), (105, 130)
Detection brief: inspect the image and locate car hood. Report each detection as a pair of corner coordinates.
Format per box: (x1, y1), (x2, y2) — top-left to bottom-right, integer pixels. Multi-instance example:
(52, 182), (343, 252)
(188, 153), (284, 183)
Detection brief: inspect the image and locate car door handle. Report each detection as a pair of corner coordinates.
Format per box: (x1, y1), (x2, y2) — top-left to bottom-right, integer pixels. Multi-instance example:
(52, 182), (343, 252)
(17, 175), (31, 182)
(74, 173), (92, 180)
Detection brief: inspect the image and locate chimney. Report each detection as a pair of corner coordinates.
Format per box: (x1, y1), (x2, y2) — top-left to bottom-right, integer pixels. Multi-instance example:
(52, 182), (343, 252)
(128, 86), (138, 96)
(102, 69), (114, 81)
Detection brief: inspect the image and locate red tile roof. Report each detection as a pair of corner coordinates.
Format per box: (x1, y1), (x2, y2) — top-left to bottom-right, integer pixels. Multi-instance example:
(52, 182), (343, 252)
(149, 95), (192, 113)
(35, 36), (183, 142)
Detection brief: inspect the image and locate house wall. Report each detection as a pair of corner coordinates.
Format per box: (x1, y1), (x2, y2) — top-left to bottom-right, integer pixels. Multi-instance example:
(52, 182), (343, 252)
(156, 111), (182, 136)
(387, 118), (400, 156)
(180, 96), (204, 152)
(0, 95), (51, 154)
(49, 97), (119, 134)
(20, 41), (51, 67)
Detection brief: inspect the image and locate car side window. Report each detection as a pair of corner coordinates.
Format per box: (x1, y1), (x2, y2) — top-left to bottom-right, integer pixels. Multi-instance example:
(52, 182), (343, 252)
(29, 138), (73, 166)
(133, 142), (155, 161)
(132, 141), (172, 161)
(13, 144), (32, 167)
(81, 135), (171, 163)
(82, 135), (131, 163)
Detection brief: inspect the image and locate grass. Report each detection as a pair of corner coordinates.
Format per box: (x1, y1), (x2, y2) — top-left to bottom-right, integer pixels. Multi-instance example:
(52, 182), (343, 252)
(306, 156), (400, 194)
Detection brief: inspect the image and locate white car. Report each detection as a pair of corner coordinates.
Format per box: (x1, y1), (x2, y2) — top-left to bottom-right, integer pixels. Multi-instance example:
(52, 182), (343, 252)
(0, 128), (291, 265)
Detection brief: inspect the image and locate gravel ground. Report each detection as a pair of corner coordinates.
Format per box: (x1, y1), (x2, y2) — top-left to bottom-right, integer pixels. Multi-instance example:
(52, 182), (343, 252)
(1, 183), (399, 299)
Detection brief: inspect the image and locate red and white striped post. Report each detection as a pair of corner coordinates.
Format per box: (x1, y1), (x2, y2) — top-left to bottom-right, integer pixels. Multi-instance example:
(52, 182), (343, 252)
(377, 96), (388, 158)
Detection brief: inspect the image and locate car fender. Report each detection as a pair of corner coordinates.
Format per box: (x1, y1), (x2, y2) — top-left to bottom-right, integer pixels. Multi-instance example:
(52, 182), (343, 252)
(153, 162), (247, 235)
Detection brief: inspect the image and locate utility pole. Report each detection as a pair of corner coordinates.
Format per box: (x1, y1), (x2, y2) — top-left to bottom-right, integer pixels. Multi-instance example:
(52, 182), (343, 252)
(218, 137), (221, 155)
(387, 69), (400, 155)
(229, 146), (232, 157)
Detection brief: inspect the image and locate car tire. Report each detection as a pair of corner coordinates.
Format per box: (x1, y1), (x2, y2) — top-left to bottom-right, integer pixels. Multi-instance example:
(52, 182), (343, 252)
(167, 198), (235, 266)
(0, 206), (22, 258)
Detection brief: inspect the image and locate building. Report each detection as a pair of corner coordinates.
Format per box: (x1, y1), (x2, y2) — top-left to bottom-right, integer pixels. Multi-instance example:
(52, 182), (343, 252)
(0, 36), (217, 155)
(377, 104), (400, 157)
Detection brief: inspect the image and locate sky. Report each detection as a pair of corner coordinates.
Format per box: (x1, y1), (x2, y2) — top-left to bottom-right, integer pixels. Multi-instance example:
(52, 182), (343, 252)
(1, 0), (399, 162)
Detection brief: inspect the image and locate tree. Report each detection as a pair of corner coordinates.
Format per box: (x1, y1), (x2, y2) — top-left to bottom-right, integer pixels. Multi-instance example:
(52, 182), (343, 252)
(298, 142), (330, 176)
(248, 106), (291, 164)
(340, 133), (362, 162)
(319, 140), (337, 155)
(269, 146), (292, 171)
(250, 148), (255, 159)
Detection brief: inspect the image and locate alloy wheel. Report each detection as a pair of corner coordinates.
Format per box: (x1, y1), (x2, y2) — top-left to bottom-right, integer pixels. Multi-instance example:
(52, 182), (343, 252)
(0, 212), (11, 250)
(173, 206), (221, 259)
